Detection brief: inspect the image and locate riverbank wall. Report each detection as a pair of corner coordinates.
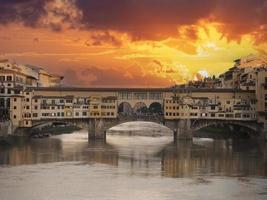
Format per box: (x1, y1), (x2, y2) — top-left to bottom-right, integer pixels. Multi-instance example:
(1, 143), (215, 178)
(0, 121), (15, 145)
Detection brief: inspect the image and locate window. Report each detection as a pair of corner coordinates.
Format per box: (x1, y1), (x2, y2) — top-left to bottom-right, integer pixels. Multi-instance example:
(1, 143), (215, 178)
(14, 98), (17, 102)
(7, 76), (12, 81)
(34, 106), (38, 110)
(26, 98), (30, 102)
(14, 106), (16, 110)
(0, 88), (4, 94)
(33, 113), (38, 117)
(26, 106), (30, 109)
(7, 89), (11, 94)
(242, 114), (250, 118)
(13, 115), (16, 119)
(82, 112), (87, 116)
(226, 114), (234, 118)
(35, 99), (38, 103)
(235, 113), (241, 118)
(0, 76), (5, 81)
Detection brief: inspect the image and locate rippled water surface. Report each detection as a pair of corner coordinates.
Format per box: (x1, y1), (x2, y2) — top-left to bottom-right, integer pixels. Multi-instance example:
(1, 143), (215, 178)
(0, 123), (267, 200)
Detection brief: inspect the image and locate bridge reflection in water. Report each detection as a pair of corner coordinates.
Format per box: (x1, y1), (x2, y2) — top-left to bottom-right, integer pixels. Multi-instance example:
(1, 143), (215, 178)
(0, 131), (266, 178)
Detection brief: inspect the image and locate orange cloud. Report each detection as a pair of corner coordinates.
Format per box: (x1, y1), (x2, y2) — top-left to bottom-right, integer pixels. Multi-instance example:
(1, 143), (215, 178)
(1, 1), (267, 87)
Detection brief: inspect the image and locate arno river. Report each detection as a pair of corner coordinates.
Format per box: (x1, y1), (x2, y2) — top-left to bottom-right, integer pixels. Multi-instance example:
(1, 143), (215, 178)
(0, 122), (267, 200)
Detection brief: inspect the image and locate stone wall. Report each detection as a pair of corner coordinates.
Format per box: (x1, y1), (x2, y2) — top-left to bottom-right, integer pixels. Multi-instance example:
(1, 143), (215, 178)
(0, 121), (12, 137)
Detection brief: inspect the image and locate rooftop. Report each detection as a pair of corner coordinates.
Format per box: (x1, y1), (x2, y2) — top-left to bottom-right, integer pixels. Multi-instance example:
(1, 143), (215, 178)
(28, 87), (255, 93)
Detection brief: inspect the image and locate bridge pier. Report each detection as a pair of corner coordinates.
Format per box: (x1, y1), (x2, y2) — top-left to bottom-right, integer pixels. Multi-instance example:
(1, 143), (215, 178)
(88, 118), (107, 140)
(165, 119), (193, 140)
(176, 119), (193, 140)
(260, 129), (267, 141)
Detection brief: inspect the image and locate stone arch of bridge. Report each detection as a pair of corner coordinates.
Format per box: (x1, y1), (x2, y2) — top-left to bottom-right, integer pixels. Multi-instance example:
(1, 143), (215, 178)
(30, 119), (89, 131)
(105, 120), (173, 136)
(190, 119), (262, 135)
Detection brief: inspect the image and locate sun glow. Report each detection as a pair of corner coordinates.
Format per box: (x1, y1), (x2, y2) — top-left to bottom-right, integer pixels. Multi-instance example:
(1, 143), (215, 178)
(0, 22), (264, 86)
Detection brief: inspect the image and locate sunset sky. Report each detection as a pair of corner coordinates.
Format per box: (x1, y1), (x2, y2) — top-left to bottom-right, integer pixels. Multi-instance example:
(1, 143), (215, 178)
(0, 0), (267, 87)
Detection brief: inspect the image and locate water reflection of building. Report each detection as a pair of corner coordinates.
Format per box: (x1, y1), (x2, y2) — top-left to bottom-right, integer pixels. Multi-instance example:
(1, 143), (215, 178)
(1, 136), (266, 178)
(0, 138), (119, 166)
(161, 140), (267, 178)
(86, 141), (118, 166)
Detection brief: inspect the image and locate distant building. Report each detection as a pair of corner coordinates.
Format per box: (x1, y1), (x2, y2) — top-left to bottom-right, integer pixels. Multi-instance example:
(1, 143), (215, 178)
(0, 60), (63, 120)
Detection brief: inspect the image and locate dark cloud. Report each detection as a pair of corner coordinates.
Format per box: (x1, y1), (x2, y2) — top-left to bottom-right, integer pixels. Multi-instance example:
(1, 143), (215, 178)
(0, 0), (50, 27)
(75, 0), (215, 40)
(85, 32), (122, 47)
(74, 0), (267, 42)
(213, 0), (267, 41)
(1, 0), (267, 42)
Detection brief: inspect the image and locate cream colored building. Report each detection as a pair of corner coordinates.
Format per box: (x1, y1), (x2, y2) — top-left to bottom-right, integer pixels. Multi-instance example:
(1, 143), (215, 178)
(10, 88), (118, 128)
(164, 89), (256, 121)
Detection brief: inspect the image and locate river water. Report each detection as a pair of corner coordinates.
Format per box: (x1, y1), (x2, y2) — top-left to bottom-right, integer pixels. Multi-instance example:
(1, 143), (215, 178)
(0, 122), (267, 200)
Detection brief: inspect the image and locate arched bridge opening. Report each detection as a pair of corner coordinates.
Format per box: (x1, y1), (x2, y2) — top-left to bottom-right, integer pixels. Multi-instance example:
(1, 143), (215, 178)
(28, 120), (88, 137)
(118, 102), (132, 114)
(107, 121), (173, 137)
(191, 119), (262, 139)
(149, 102), (163, 114)
(118, 101), (163, 122)
(133, 102), (148, 114)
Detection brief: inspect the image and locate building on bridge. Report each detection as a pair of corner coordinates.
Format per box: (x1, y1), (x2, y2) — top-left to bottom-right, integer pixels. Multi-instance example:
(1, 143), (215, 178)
(7, 86), (267, 140)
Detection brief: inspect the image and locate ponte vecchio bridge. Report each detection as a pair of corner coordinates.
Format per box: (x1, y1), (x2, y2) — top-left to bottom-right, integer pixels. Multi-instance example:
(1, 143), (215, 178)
(9, 87), (266, 140)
